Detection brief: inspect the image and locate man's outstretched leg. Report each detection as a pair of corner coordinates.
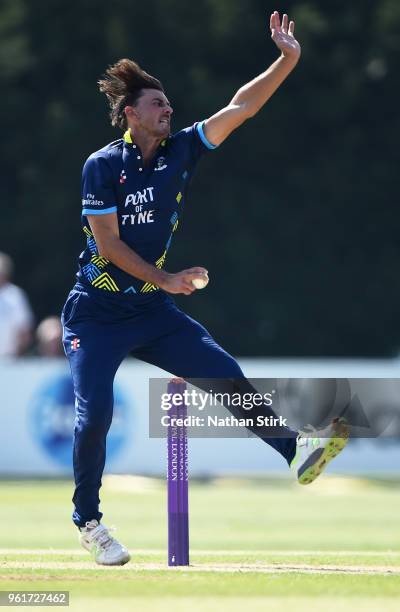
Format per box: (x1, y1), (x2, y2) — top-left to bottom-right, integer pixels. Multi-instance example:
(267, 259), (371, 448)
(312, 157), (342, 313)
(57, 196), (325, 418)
(134, 302), (349, 483)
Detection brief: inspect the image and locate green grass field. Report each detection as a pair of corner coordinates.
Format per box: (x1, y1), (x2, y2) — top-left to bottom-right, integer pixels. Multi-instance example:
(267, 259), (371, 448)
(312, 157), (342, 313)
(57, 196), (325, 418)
(1, 476), (399, 611)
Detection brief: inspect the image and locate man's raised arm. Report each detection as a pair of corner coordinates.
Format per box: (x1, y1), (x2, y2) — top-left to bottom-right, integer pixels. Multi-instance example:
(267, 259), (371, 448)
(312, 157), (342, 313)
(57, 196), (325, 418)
(203, 11), (301, 147)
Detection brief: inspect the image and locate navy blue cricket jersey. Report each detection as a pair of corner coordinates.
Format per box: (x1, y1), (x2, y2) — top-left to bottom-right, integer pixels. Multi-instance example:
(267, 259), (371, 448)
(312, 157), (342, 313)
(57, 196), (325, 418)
(77, 121), (216, 295)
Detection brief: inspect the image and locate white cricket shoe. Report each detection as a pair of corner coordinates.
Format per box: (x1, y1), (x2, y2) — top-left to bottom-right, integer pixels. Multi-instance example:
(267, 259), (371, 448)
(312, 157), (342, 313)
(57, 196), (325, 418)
(290, 417), (349, 485)
(79, 520), (131, 566)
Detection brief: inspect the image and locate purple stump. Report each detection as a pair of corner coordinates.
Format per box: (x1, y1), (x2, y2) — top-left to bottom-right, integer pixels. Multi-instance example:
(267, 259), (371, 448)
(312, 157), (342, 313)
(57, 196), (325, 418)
(167, 379), (189, 566)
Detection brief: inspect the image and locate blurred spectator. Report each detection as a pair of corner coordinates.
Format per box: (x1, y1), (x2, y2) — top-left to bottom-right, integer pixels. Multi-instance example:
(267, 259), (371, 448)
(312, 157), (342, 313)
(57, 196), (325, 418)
(36, 316), (64, 357)
(0, 252), (34, 357)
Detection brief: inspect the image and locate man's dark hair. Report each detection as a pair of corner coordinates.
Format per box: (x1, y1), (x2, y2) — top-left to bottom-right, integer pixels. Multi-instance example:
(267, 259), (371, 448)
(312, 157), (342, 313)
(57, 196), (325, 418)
(98, 59), (164, 130)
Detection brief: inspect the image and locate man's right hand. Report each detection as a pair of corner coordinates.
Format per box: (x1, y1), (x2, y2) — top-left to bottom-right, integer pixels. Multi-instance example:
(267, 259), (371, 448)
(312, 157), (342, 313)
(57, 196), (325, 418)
(159, 268), (209, 295)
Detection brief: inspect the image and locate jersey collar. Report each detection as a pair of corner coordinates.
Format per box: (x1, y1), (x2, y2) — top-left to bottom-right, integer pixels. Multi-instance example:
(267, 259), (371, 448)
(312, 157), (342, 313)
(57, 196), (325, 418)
(123, 129), (168, 148)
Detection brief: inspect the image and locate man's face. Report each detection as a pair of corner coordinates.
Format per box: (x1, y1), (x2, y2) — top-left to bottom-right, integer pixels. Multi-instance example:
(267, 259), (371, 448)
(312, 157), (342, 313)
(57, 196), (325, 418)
(128, 89), (173, 138)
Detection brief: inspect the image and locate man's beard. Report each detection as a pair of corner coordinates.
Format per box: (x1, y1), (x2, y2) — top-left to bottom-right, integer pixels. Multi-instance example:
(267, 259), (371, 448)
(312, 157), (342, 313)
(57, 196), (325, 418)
(139, 118), (170, 139)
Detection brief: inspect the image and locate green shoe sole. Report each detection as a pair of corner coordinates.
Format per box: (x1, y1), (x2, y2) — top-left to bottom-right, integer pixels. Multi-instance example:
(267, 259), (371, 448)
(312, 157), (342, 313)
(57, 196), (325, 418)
(298, 425), (349, 485)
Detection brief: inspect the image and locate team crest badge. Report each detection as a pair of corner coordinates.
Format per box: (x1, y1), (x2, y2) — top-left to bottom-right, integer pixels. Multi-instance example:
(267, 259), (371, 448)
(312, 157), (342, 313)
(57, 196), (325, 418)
(71, 338), (80, 351)
(120, 170), (127, 184)
(155, 157), (167, 172)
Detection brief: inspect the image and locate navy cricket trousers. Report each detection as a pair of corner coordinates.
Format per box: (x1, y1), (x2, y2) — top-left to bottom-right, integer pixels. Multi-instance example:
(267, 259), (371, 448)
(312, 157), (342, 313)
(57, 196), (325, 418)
(62, 283), (297, 527)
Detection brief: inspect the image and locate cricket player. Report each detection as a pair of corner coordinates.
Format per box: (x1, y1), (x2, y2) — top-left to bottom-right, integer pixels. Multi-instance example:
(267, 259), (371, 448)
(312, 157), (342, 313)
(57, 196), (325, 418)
(62, 12), (348, 565)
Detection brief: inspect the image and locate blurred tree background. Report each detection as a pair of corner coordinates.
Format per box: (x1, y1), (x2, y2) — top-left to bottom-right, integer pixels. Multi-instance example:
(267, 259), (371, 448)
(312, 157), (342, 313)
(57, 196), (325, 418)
(1, 0), (399, 357)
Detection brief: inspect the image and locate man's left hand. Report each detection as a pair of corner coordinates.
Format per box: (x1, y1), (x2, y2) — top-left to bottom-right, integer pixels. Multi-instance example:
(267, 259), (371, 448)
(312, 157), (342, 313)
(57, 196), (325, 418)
(270, 11), (301, 62)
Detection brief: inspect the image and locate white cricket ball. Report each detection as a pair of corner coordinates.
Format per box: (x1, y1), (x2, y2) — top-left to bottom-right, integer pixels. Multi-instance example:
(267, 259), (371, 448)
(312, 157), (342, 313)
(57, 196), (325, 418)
(192, 274), (209, 289)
